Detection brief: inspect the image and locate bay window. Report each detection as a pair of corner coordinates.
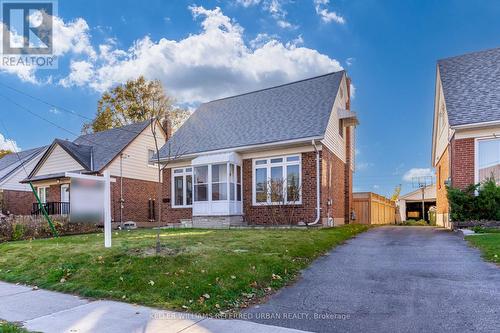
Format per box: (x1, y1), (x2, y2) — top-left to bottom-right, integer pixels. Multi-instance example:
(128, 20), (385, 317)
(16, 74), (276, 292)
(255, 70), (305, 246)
(172, 167), (193, 207)
(194, 166), (208, 202)
(211, 164), (227, 201)
(253, 155), (301, 205)
(477, 138), (500, 184)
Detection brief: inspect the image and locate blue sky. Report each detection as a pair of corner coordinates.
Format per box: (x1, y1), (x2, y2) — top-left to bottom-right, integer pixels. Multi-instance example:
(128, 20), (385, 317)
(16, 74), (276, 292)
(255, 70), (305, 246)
(0, 0), (499, 197)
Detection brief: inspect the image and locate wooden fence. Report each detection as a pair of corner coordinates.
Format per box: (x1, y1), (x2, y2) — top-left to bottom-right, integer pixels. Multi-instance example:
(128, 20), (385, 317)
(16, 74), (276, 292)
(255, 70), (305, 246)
(352, 192), (396, 225)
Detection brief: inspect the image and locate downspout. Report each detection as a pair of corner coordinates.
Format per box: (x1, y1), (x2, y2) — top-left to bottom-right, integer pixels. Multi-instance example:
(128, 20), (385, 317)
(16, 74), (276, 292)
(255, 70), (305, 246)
(308, 139), (321, 226)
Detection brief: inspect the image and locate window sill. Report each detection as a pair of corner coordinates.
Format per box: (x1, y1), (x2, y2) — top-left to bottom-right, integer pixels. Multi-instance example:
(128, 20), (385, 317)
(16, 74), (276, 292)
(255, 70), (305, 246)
(172, 205), (192, 209)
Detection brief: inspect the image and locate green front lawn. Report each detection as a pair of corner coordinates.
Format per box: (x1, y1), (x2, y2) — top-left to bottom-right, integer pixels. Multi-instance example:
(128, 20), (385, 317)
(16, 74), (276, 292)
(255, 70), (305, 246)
(466, 233), (500, 264)
(0, 225), (368, 314)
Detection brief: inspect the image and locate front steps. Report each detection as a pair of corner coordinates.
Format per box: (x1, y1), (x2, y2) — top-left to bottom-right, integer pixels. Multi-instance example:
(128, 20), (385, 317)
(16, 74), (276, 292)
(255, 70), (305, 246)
(192, 215), (246, 229)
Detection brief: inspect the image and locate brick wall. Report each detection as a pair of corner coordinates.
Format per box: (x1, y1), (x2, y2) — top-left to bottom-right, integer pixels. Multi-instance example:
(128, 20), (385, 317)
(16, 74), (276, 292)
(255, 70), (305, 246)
(321, 147), (347, 223)
(48, 184), (61, 203)
(436, 145), (450, 214)
(1, 190), (35, 215)
(161, 168), (192, 224)
(243, 151), (318, 225)
(110, 176), (160, 224)
(451, 138), (475, 189)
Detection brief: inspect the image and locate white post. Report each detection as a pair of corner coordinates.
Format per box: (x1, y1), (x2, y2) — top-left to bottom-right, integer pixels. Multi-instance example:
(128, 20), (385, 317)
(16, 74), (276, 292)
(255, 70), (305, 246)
(103, 170), (112, 248)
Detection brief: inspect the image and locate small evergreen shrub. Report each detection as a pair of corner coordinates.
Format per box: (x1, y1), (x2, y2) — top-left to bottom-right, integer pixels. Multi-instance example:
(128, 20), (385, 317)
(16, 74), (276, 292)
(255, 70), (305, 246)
(447, 177), (500, 222)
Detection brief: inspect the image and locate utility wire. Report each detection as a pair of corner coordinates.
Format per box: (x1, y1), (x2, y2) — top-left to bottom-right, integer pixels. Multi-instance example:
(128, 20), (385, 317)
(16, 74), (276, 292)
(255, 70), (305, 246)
(0, 92), (124, 152)
(0, 80), (165, 141)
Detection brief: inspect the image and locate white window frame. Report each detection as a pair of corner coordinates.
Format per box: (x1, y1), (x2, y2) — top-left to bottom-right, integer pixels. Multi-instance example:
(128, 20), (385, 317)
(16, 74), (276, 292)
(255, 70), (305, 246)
(475, 136), (500, 185)
(37, 186), (48, 203)
(171, 167), (193, 208)
(147, 148), (157, 167)
(252, 154), (302, 206)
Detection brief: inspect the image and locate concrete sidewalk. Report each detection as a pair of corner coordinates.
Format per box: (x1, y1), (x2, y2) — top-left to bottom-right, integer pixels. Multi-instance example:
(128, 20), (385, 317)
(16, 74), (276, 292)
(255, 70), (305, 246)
(0, 282), (309, 333)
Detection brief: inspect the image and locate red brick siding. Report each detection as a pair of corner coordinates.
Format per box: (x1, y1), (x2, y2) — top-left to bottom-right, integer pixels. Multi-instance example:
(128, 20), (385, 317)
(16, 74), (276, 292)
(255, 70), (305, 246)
(344, 126), (353, 222)
(48, 185), (61, 203)
(436, 145), (450, 214)
(451, 138), (475, 189)
(321, 147), (347, 222)
(110, 177), (160, 223)
(161, 168), (192, 224)
(1, 190), (35, 215)
(243, 151), (318, 225)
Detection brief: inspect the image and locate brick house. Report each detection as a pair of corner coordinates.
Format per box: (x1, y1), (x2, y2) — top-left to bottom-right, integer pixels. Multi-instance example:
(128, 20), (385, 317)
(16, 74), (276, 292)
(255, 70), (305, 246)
(432, 47), (500, 228)
(21, 120), (166, 225)
(157, 71), (358, 227)
(0, 146), (47, 215)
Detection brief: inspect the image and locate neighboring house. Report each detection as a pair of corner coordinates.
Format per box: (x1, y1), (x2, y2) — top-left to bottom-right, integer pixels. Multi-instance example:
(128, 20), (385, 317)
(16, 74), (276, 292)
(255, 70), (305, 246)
(22, 120), (166, 225)
(156, 71), (358, 227)
(397, 185), (436, 222)
(0, 146), (47, 215)
(432, 47), (500, 228)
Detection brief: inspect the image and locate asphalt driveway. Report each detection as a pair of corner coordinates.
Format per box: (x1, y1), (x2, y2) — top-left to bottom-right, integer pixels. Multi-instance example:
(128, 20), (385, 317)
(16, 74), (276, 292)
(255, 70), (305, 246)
(244, 226), (500, 333)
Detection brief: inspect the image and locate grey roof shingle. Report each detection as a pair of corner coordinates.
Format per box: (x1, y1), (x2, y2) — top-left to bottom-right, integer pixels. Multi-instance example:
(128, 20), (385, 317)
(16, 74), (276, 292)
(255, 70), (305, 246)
(73, 119), (150, 171)
(0, 146), (47, 182)
(159, 71), (345, 158)
(26, 120), (151, 180)
(438, 47), (500, 126)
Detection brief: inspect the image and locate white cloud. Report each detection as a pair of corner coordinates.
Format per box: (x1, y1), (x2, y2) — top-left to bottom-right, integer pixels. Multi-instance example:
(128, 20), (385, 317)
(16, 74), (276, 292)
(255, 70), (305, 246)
(0, 15), (95, 83)
(60, 5), (343, 104)
(356, 162), (374, 171)
(314, 0), (345, 24)
(0, 133), (20, 152)
(402, 168), (434, 182)
(49, 107), (60, 114)
(346, 57), (354, 66)
(235, 0), (262, 7)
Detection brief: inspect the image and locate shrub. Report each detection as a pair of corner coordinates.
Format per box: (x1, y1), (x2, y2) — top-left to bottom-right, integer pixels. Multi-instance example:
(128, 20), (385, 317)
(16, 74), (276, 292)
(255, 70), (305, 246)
(447, 177), (500, 222)
(0, 216), (99, 242)
(11, 223), (26, 241)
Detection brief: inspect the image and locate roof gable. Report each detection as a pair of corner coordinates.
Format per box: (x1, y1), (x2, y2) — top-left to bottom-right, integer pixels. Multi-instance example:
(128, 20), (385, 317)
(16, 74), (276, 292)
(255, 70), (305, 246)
(73, 119), (151, 171)
(159, 71), (345, 157)
(0, 146), (46, 183)
(438, 47), (500, 127)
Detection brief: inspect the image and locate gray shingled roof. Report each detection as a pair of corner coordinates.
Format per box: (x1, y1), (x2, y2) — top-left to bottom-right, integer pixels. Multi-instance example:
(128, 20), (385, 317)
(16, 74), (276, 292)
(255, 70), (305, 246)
(0, 146), (47, 182)
(438, 47), (500, 126)
(158, 71), (345, 158)
(73, 119), (150, 171)
(27, 120), (151, 180)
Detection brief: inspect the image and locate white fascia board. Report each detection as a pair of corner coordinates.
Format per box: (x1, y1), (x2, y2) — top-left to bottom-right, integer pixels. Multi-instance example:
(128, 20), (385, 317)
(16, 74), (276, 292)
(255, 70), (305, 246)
(158, 136), (324, 163)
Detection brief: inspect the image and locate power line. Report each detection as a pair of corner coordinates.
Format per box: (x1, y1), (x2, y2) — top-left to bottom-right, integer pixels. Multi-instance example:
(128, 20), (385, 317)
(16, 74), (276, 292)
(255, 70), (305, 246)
(0, 92), (125, 152)
(0, 80), (163, 140)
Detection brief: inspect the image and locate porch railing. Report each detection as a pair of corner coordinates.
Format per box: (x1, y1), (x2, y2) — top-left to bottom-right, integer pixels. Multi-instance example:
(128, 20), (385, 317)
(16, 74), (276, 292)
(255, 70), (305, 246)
(32, 202), (70, 216)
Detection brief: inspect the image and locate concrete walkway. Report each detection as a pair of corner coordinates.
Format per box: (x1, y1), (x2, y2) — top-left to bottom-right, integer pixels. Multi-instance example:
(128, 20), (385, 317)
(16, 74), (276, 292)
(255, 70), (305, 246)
(244, 226), (500, 333)
(0, 282), (309, 333)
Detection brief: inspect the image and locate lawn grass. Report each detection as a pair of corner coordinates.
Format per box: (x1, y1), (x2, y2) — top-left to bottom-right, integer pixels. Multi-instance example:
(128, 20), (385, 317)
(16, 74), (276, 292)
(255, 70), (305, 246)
(0, 224), (368, 314)
(466, 233), (500, 265)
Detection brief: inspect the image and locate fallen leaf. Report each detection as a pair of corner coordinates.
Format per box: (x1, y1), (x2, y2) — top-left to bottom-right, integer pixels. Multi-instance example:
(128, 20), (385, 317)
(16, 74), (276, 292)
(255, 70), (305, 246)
(231, 275), (236, 279)
(203, 293), (210, 299)
(60, 278), (66, 283)
(149, 280), (155, 286)
(215, 303), (220, 309)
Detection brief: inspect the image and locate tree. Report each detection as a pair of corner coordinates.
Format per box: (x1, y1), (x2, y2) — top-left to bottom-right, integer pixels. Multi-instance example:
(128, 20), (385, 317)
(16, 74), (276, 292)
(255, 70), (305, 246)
(82, 76), (190, 134)
(0, 149), (13, 159)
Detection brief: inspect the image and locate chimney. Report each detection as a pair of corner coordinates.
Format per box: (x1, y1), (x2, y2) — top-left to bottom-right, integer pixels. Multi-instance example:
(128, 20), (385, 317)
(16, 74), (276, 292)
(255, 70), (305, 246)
(161, 117), (172, 141)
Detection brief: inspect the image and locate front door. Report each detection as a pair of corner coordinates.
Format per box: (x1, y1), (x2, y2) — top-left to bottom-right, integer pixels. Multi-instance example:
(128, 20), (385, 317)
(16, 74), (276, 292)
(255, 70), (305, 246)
(60, 184), (70, 215)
